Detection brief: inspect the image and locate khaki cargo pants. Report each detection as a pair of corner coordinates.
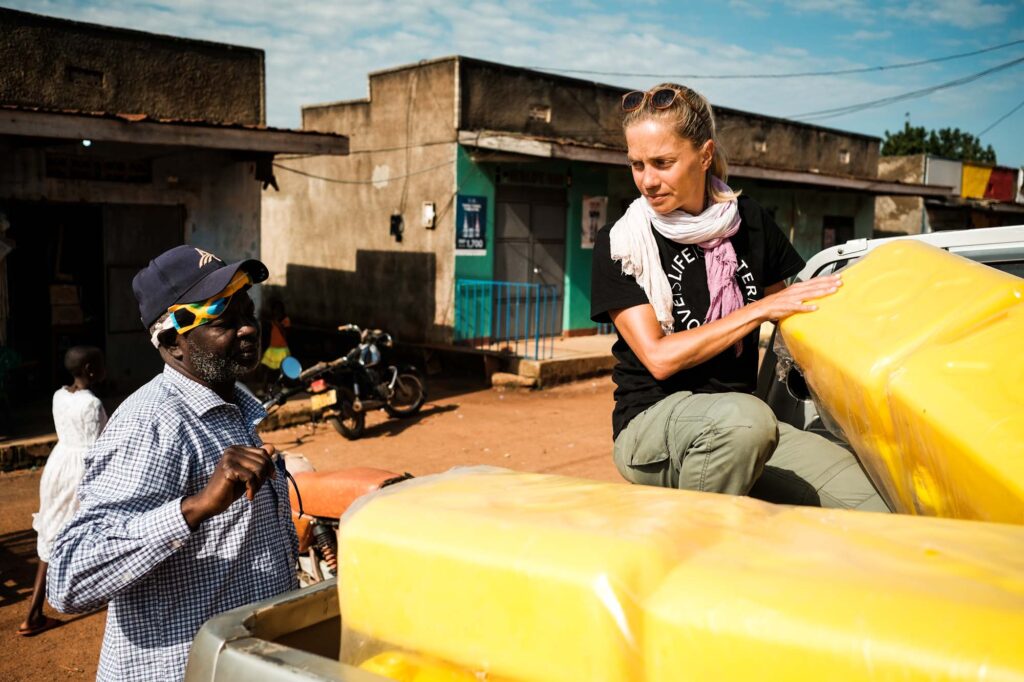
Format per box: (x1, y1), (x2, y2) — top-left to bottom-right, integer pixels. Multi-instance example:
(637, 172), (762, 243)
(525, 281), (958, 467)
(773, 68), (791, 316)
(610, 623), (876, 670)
(613, 391), (889, 512)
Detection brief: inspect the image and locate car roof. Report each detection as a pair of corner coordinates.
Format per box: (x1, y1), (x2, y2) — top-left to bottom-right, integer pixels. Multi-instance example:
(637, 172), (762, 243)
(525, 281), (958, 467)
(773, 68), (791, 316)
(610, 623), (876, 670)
(798, 224), (1024, 280)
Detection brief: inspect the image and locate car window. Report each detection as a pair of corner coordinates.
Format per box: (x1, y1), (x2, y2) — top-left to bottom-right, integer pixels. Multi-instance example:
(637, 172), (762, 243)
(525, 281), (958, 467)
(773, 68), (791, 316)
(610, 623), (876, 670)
(984, 260), (1024, 278)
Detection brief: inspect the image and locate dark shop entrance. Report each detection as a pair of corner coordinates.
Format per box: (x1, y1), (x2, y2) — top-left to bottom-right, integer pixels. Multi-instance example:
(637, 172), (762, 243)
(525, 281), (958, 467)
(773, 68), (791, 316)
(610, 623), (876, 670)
(0, 201), (183, 439)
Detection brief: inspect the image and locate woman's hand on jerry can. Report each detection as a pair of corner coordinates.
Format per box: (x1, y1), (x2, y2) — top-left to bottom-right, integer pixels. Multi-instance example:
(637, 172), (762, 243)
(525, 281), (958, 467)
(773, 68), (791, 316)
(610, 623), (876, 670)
(753, 274), (841, 323)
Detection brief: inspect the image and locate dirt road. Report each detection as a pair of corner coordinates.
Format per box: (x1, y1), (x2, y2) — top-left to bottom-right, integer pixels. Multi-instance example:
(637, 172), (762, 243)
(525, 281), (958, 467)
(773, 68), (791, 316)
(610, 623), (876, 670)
(0, 376), (620, 681)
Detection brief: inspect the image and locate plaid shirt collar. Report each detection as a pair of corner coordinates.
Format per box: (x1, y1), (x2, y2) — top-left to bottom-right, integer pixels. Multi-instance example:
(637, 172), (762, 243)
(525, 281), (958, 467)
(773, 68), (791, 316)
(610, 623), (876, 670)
(161, 364), (266, 427)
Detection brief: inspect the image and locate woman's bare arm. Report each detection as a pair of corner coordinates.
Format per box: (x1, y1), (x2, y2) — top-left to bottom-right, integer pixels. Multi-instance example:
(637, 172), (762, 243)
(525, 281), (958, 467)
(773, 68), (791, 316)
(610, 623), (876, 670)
(610, 275), (840, 380)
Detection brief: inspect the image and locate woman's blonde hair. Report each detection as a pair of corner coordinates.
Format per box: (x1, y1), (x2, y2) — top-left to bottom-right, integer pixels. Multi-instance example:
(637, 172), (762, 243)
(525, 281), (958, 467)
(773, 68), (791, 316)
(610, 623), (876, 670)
(622, 83), (738, 207)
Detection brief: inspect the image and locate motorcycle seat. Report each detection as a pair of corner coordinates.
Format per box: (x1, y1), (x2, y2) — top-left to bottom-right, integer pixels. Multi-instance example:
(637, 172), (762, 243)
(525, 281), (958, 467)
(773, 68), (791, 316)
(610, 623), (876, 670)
(289, 467), (411, 520)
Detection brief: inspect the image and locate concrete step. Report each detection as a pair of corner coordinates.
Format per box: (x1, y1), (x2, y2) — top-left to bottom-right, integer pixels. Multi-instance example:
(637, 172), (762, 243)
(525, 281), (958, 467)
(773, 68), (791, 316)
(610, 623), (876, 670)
(0, 433), (57, 471)
(512, 353), (616, 388)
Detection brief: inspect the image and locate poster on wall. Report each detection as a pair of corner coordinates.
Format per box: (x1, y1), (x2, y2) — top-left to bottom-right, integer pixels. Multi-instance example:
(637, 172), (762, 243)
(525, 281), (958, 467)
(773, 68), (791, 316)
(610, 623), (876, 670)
(580, 195), (607, 249)
(455, 195), (487, 255)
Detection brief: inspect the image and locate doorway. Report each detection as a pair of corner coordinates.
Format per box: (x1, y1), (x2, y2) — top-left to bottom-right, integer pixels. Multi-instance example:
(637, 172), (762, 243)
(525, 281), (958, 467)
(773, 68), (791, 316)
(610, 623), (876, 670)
(0, 201), (183, 439)
(494, 185), (566, 337)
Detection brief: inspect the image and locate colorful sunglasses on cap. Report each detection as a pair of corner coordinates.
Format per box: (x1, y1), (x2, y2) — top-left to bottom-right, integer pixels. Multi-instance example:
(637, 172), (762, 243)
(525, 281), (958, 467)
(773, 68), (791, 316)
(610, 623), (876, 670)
(168, 270), (252, 334)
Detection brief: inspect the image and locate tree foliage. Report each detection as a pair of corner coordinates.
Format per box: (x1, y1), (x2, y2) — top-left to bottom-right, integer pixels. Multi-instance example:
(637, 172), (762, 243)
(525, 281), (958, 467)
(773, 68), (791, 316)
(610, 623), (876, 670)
(881, 121), (997, 164)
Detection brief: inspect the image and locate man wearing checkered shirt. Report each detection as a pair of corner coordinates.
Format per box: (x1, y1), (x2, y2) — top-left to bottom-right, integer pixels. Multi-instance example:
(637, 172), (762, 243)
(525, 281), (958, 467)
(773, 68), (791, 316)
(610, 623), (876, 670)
(48, 246), (298, 682)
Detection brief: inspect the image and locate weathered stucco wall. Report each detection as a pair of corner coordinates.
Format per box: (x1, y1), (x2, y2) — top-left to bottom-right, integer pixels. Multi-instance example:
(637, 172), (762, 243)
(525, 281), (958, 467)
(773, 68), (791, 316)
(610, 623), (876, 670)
(458, 58), (879, 179)
(0, 142), (261, 258)
(0, 8), (264, 124)
(874, 154), (925, 235)
(460, 59), (624, 149)
(874, 195), (924, 235)
(878, 154), (925, 182)
(0, 140), (262, 390)
(262, 60), (458, 343)
(717, 111), (878, 178)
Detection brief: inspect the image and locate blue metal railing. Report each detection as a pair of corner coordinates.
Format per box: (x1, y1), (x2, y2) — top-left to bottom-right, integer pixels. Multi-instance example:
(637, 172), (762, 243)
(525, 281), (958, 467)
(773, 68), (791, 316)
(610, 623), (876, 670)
(455, 279), (560, 360)
(597, 322), (615, 335)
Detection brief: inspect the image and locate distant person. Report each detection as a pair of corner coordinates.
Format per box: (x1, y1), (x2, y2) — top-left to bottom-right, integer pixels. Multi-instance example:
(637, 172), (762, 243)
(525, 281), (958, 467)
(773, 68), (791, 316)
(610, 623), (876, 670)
(47, 246), (297, 681)
(261, 298), (291, 370)
(256, 298), (291, 393)
(17, 346), (107, 637)
(590, 84), (887, 511)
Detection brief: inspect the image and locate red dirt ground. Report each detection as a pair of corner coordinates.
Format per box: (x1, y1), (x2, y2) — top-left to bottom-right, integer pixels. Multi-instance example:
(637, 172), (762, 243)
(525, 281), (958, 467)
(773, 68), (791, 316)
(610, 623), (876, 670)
(0, 376), (621, 681)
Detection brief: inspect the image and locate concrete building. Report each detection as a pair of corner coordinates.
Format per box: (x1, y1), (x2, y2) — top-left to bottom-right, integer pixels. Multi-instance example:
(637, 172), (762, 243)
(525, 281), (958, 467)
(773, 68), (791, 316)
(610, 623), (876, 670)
(875, 154), (1024, 234)
(262, 56), (940, 351)
(0, 8), (347, 436)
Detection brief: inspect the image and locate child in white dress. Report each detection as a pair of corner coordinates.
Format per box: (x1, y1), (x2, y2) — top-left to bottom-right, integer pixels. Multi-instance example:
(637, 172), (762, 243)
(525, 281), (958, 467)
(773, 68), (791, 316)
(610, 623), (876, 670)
(18, 346), (107, 636)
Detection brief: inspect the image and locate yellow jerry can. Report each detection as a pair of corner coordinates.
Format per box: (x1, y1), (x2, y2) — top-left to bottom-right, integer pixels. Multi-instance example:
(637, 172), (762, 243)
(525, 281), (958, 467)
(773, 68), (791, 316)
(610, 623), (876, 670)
(778, 240), (1023, 516)
(886, 303), (1024, 522)
(339, 468), (1024, 682)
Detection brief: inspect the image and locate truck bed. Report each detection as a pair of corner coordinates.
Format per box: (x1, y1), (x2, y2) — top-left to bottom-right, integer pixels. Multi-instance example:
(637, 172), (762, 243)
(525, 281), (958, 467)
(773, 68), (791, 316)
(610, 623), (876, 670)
(185, 580), (383, 682)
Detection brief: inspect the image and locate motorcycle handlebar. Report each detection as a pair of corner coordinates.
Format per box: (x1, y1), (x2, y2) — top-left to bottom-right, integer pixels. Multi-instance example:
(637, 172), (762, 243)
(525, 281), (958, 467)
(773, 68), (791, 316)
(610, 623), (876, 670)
(262, 353), (352, 410)
(298, 362), (329, 382)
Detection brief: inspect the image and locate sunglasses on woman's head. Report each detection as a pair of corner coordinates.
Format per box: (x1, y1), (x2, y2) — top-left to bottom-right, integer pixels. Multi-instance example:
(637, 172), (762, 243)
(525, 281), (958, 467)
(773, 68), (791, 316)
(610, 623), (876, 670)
(621, 88), (681, 112)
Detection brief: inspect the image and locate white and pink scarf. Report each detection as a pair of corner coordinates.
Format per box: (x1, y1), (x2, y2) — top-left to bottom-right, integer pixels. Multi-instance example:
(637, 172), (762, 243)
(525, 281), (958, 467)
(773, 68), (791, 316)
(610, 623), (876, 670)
(609, 177), (743, 337)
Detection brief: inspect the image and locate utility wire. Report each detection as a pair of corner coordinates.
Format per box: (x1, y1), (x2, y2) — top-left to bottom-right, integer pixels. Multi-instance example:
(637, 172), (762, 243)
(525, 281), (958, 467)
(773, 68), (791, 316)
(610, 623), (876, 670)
(978, 96), (1024, 137)
(273, 159), (452, 185)
(790, 55), (1024, 121)
(276, 139), (453, 160)
(272, 54), (1022, 179)
(524, 39), (1024, 80)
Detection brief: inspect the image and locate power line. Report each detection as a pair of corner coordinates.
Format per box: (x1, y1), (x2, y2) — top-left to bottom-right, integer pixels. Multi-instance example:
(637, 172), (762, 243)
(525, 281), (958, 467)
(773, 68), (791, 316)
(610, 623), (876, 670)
(272, 159), (452, 185)
(789, 55), (1024, 122)
(523, 39), (1024, 81)
(275, 139), (454, 161)
(978, 96), (1024, 137)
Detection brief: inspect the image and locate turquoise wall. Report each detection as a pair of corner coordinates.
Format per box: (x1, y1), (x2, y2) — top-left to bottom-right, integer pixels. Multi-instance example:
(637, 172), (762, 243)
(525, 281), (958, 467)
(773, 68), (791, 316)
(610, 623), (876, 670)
(454, 146), (496, 281)
(455, 151), (621, 335)
(565, 163), (615, 331)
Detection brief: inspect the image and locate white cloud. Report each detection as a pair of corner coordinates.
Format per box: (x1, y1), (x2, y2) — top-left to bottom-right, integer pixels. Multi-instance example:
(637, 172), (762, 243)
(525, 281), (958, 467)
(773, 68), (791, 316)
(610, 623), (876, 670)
(885, 0), (1015, 29)
(728, 0), (770, 19)
(846, 29), (893, 41)
(782, 0), (873, 22)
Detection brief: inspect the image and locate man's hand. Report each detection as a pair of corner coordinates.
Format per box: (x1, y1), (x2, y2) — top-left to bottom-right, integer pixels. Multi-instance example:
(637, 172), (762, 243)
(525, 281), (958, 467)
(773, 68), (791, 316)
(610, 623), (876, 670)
(181, 444), (277, 530)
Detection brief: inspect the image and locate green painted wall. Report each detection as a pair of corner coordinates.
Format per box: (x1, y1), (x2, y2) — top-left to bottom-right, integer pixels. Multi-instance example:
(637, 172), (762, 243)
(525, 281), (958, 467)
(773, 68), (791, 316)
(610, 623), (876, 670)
(454, 146), (496, 281)
(565, 162), (611, 331)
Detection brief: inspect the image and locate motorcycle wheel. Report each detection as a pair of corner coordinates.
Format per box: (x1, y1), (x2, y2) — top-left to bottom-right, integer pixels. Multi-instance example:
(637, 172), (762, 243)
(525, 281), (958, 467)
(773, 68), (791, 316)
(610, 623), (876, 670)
(384, 372), (426, 418)
(329, 397), (365, 440)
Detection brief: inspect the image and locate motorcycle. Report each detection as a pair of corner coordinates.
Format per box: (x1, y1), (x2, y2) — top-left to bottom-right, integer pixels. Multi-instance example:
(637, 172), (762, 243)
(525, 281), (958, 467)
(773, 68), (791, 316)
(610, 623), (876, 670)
(260, 325), (425, 441)
(329, 323), (426, 440)
(262, 357), (413, 585)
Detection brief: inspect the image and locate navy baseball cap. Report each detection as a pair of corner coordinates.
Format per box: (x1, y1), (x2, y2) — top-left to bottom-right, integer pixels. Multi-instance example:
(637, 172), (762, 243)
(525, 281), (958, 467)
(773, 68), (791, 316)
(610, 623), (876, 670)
(133, 245), (269, 328)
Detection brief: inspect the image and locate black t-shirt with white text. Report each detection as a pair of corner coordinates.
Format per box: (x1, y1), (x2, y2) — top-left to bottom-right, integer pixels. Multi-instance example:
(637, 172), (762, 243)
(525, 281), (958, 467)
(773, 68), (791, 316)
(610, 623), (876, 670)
(590, 195), (805, 439)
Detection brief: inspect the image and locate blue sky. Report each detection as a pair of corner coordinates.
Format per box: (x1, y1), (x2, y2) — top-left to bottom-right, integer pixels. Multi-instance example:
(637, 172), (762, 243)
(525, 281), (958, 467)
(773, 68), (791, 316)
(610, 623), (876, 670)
(9, 0), (1024, 166)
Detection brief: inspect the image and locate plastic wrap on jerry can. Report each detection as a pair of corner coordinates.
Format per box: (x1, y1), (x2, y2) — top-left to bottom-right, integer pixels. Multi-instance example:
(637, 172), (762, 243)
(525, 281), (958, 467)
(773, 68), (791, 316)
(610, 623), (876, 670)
(339, 467), (717, 682)
(338, 467), (1024, 682)
(359, 650), (513, 681)
(643, 505), (1024, 682)
(778, 240), (1023, 514)
(885, 304), (1024, 523)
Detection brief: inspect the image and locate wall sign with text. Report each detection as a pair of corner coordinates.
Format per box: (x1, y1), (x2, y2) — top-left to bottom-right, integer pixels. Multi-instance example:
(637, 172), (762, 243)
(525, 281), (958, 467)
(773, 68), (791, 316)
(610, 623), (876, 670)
(580, 195), (607, 249)
(456, 195), (487, 255)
